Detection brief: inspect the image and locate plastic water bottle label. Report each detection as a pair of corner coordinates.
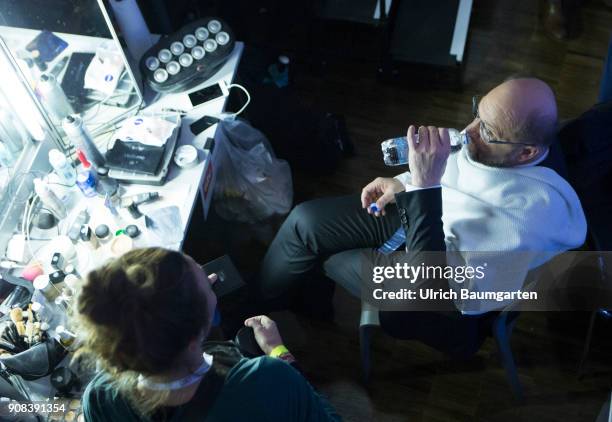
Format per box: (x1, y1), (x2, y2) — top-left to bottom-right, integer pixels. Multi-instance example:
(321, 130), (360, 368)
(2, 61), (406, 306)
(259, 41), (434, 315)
(381, 129), (469, 166)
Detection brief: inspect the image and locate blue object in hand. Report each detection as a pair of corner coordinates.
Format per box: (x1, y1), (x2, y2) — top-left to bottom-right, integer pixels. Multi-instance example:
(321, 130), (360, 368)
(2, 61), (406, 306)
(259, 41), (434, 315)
(369, 203), (380, 213)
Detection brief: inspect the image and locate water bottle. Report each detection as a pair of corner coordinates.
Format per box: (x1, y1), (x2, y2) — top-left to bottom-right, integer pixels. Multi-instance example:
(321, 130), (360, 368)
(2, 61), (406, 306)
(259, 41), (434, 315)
(381, 129), (469, 166)
(266, 55), (290, 88)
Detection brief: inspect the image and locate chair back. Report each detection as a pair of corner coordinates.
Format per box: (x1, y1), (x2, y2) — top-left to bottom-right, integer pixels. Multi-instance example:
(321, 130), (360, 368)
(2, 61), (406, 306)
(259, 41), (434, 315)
(558, 101), (612, 250)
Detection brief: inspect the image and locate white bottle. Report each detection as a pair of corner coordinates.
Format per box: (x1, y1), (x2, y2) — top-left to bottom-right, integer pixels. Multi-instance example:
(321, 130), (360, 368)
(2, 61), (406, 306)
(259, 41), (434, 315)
(37, 74), (74, 124)
(48, 149), (76, 186)
(33, 178), (67, 219)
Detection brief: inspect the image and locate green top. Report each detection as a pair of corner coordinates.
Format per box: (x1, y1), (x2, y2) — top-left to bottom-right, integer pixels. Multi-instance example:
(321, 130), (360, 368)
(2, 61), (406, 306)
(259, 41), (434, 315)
(82, 356), (341, 422)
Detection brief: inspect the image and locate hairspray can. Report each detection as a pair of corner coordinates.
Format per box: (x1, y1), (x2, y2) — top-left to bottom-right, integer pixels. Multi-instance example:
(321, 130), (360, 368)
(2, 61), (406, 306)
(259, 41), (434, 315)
(62, 115), (106, 168)
(37, 73), (74, 124)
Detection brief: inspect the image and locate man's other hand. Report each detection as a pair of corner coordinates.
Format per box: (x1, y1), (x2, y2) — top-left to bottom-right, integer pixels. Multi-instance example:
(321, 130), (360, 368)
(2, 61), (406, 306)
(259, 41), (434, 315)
(408, 125), (450, 188)
(361, 177), (404, 216)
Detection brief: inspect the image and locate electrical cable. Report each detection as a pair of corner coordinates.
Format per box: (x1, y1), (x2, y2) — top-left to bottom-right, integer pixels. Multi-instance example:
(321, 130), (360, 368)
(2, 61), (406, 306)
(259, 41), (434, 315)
(226, 83), (251, 118)
(23, 194), (39, 261)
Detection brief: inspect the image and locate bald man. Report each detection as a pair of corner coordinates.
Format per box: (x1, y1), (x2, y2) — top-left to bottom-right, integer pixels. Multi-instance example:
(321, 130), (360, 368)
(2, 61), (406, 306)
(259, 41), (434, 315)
(253, 78), (586, 330)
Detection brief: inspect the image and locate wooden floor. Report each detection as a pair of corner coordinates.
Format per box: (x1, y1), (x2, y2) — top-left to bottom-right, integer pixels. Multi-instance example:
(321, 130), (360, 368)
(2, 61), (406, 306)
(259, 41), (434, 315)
(186, 0), (612, 421)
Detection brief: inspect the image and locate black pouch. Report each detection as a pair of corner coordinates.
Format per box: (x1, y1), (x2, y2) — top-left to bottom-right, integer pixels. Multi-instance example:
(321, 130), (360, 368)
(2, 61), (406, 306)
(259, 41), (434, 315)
(0, 339), (67, 381)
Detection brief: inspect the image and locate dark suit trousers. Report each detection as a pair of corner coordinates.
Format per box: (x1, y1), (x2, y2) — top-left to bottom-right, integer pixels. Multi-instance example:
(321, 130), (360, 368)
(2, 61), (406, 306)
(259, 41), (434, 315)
(255, 188), (448, 303)
(255, 189), (486, 358)
(255, 193), (401, 303)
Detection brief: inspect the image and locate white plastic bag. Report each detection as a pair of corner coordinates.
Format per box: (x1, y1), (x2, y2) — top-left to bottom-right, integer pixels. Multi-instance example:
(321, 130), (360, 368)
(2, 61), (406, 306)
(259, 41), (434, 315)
(214, 119), (293, 223)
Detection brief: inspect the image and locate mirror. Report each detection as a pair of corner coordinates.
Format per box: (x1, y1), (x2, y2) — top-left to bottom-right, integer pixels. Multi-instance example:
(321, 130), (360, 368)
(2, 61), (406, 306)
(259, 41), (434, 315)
(0, 0), (143, 153)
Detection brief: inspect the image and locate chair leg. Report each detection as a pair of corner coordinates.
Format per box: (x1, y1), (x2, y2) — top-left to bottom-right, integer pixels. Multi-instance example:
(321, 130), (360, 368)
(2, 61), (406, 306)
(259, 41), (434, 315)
(577, 310), (598, 378)
(359, 324), (374, 383)
(492, 315), (524, 401)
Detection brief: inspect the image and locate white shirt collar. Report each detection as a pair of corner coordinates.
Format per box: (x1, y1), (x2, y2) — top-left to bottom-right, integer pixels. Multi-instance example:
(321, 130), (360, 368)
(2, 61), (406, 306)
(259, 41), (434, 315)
(514, 147), (550, 168)
(463, 147), (550, 169)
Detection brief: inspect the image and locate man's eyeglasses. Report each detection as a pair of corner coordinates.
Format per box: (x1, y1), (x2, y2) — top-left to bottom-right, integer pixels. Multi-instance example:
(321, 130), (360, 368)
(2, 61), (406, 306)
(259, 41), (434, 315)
(472, 96), (537, 147)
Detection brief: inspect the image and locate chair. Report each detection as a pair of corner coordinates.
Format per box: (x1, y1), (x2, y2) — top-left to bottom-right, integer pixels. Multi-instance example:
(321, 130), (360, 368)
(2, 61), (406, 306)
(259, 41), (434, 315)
(562, 175), (612, 377)
(359, 296), (525, 400)
(575, 222), (611, 377)
(558, 45), (612, 373)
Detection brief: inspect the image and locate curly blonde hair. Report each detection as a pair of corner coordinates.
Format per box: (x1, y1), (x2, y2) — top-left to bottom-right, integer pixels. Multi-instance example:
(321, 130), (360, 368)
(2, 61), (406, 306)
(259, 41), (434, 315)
(71, 248), (210, 416)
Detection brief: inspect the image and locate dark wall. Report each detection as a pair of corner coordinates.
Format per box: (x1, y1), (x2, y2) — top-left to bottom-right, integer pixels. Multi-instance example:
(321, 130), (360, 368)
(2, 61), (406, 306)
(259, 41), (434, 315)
(136, 0), (313, 46)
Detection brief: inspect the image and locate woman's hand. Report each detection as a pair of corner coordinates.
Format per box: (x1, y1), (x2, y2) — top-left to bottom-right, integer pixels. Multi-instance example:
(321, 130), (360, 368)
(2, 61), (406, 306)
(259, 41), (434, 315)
(244, 315), (284, 355)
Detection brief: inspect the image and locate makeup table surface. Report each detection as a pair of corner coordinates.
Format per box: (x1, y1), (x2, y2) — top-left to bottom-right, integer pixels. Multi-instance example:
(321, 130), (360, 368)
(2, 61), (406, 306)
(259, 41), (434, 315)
(51, 41), (245, 261)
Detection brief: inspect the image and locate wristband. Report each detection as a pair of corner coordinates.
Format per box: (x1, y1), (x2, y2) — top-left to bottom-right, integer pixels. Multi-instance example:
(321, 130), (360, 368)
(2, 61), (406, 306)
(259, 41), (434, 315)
(277, 352), (296, 364)
(269, 345), (290, 358)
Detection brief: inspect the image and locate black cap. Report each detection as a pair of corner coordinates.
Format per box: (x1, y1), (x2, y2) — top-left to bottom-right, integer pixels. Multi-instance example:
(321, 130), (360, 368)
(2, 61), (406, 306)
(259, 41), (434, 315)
(126, 225), (140, 238)
(95, 224), (110, 239)
(80, 225), (92, 241)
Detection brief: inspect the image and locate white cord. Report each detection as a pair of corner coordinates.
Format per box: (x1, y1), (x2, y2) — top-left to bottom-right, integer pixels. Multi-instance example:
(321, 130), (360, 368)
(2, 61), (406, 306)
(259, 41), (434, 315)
(24, 194), (39, 261)
(226, 83), (251, 118)
(21, 194), (31, 238)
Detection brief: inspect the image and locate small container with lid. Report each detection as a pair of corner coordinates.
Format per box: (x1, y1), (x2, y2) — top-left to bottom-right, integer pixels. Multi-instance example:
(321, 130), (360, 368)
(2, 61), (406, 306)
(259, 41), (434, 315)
(95, 224), (111, 244)
(56, 325), (76, 348)
(33, 275), (59, 301)
(80, 225), (99, 249)
(95, 167), (118, 197)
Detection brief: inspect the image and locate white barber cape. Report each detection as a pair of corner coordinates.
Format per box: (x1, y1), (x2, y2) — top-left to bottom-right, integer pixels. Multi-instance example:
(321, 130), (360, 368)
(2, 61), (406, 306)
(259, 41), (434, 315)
(395, 148), (587, 313)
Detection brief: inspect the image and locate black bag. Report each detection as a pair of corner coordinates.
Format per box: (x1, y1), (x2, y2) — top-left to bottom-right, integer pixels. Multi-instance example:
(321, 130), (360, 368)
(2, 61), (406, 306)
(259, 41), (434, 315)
(0, 339), (67, 381)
